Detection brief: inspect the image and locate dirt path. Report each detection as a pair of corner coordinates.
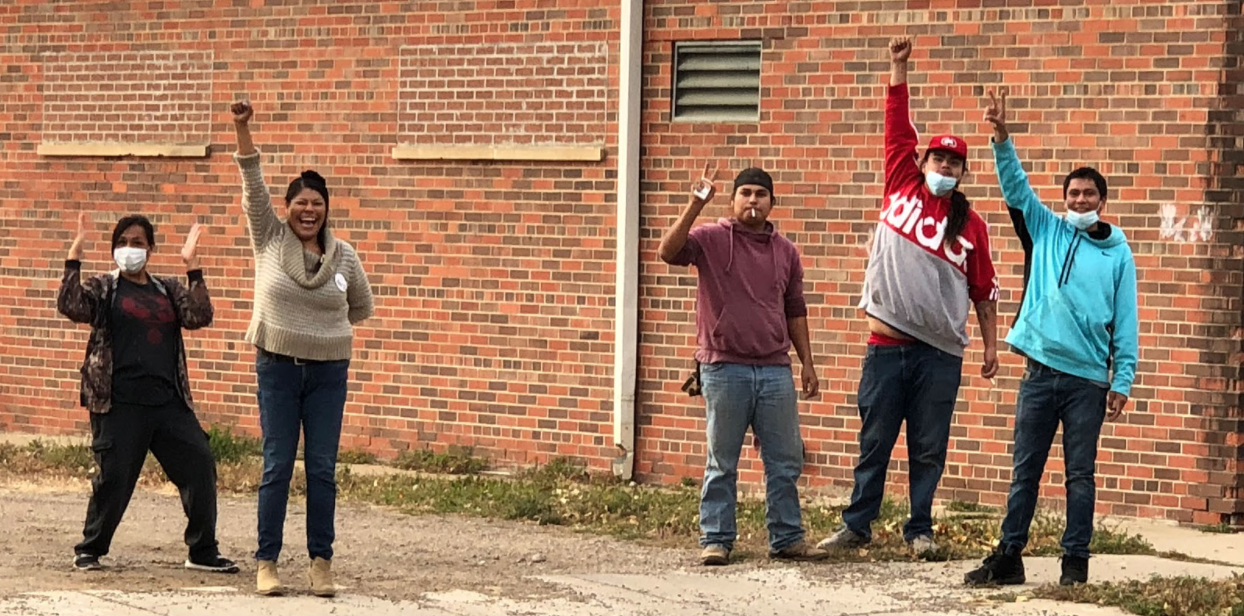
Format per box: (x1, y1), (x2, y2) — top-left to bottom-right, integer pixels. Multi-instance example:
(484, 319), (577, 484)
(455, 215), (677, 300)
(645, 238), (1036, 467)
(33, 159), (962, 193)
(0, 477), (692, 600)
(8, 478), (1244, 615)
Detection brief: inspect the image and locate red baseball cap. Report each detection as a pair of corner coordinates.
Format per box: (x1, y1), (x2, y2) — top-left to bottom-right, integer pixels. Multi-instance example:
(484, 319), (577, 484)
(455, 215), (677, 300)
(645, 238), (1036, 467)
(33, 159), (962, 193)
(926, 134), (968, 162)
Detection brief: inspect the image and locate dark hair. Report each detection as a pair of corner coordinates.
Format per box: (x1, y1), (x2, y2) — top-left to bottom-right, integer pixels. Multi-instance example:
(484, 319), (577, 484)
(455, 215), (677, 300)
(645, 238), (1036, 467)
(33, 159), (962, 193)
(285, 170), (330, 248)
(111, 215), (155, 248)
(920, 152), (970, 245)
(1063, 167), (1108, 201)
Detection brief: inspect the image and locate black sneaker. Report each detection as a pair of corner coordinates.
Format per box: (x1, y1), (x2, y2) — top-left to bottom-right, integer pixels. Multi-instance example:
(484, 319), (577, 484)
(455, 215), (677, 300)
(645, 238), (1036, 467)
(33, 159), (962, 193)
(185, 554), (240, 574)
(73, 553), (103, 571)
(964, 549), (1025, 586)
(1059, 554), (1089, 586)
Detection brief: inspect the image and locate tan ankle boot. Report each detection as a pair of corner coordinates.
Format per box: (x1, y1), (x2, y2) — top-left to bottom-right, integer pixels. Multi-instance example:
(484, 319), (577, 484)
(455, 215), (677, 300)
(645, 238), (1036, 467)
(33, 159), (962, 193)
(309, 557), (335, 597)
(255, 560), (283, 596)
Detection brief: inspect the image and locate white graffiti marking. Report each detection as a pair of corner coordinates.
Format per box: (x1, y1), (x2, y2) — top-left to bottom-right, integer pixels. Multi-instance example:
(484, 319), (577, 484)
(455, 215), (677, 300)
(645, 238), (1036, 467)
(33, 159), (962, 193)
(1159, 204), (1215, 243)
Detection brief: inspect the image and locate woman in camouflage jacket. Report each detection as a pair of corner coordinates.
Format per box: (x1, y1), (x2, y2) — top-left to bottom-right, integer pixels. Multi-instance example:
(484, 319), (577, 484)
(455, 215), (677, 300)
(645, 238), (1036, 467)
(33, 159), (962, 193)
(57, 213), (238, 575)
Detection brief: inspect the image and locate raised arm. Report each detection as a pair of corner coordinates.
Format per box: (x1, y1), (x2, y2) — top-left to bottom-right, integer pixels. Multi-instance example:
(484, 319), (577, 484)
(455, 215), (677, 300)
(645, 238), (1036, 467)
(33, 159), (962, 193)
(986, 89), (1058, 240)
(171, 223), (213, 330)
(658, 162), (717, 266)
(884, 36), (922, 190)
(230, 100), (283, 250)
(57, 212), (104, 325)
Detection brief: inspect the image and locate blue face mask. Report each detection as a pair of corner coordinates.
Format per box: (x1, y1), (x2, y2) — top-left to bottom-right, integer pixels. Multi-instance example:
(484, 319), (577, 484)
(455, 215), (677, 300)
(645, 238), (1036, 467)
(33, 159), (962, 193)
(924, 171), (958, 197)
(1065, 209), (1100, 230)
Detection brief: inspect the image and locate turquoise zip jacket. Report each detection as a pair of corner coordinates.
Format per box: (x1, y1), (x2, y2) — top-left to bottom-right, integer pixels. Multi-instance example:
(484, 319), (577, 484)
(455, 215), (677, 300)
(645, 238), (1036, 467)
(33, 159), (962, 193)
(993, 137), (1139, 397)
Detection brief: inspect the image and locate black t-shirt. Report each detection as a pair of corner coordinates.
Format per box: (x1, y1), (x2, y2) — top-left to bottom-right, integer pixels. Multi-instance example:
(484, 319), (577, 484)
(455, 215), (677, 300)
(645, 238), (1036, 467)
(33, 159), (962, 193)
(110, 276), (180, 406)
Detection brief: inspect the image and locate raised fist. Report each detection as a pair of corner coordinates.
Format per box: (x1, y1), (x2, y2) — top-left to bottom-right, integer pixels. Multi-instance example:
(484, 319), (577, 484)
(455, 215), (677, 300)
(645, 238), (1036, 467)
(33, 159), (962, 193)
(230, 100), (253, 124)
(889, 36), (912, 63)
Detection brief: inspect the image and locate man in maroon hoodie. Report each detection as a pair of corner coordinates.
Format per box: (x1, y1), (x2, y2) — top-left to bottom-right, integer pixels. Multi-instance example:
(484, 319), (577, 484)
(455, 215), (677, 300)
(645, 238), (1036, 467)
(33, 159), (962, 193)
(659, 165), (827, 566)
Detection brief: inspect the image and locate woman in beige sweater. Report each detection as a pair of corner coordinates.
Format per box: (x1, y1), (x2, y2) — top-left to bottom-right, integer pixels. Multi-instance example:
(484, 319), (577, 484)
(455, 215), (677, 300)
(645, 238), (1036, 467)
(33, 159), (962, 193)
(230, 100), (374, 598)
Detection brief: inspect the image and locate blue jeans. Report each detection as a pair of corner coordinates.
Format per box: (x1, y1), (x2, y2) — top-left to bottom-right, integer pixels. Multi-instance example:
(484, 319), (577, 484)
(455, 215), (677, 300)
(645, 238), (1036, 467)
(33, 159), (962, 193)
(698, 362), (806, 552)
(1000, 360), (1108, 559)
(842, 343), (963, 541)
(254, 349), (350, 562)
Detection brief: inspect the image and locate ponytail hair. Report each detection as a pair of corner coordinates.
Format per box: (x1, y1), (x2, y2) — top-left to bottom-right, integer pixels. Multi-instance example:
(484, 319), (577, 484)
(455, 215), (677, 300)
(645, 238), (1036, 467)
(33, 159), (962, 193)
(945, 190), (970, 246)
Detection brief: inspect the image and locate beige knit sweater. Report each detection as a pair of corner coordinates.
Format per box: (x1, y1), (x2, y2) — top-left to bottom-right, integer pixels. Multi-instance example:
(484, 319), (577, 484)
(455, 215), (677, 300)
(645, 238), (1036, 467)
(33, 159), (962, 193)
(235, 151), (374, 361)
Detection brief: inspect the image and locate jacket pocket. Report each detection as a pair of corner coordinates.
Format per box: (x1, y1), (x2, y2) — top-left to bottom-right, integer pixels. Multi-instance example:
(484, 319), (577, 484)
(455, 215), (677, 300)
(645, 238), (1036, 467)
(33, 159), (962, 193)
(1023, 291), (1102, 365)
(709, 303), (787, 358)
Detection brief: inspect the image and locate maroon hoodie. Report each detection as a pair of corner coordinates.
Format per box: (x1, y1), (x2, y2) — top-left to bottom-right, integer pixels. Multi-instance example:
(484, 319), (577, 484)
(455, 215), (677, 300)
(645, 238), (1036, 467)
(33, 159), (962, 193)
(666, 217), (807, 366)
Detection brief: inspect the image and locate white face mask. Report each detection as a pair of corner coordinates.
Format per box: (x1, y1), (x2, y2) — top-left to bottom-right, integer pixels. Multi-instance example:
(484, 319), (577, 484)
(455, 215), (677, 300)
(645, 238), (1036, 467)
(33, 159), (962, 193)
(113, 247), (148, 274)
(924, 171), (958, 197)
(1065, 209), (1100, 230)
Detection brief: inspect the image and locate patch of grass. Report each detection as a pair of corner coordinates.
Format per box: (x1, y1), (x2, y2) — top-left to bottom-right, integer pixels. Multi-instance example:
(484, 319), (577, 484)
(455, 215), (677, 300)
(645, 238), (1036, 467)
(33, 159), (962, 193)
(393, 447), (488, 475)
(1156, 551), (1242, 568)
(520, 456), (594, 483)
(1089, 521), (1156, 556)
(23, 439), (94, 474)
(215, 458), (265, 494)
(946, 500), (997, 514)
(0, 443), (1162, 565)
(205, 425), (262, 464)
(0, 442), (17, 466)
(1198, 522), (1239, 535)
(334, 460), (1152, 564)
(338, 449), (378, 466)
(1033, 575), (1244, 616)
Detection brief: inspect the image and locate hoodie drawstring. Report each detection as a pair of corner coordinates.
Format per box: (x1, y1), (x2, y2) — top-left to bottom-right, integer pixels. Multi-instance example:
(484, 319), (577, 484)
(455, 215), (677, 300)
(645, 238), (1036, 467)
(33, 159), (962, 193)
(1058, 232), (1083, 288)
(723, 218), (777, 279)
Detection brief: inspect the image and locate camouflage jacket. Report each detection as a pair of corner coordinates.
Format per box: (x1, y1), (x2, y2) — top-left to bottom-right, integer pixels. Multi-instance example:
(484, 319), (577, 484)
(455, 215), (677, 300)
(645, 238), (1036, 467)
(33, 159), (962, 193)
(57, 261), (213, 414)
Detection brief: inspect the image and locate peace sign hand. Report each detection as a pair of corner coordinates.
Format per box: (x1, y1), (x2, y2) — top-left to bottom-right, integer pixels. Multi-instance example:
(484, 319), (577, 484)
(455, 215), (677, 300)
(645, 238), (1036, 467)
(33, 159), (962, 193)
(692, 162), (720, 206)
(985, 88), (1009, 142)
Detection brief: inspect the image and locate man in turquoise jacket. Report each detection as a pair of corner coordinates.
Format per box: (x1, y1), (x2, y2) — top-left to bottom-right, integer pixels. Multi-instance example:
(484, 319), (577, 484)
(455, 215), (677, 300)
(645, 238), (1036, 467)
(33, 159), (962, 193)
(965, 90), (1139, 588)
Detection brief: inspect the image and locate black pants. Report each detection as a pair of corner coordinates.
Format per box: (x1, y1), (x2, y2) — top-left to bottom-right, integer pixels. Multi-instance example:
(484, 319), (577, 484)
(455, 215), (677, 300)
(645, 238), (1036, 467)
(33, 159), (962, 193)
(75, 399), (220, 561)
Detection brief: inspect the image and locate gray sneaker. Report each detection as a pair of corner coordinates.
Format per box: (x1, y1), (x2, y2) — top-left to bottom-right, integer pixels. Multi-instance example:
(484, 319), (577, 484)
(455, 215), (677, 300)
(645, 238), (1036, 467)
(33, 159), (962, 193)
(816, 527), (870, 551)
(908, 535), (938, 556)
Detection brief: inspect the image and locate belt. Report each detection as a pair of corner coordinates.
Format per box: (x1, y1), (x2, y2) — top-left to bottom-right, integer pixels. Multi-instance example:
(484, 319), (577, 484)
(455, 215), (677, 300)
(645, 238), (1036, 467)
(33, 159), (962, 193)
(258, 348), (331, 366)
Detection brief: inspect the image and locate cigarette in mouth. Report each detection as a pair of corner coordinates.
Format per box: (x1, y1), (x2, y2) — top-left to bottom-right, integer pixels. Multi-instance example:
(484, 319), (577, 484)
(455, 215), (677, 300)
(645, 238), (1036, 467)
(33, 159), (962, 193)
(749, 208), (757, 219)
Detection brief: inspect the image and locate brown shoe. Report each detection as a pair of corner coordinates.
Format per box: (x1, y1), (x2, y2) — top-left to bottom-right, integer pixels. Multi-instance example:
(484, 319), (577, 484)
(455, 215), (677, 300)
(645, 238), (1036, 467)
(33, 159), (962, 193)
(309, 557), (336, 597)
(700, 544), (730, 566)
(255, 560), (284, 596)
(770, 539), (830, 562)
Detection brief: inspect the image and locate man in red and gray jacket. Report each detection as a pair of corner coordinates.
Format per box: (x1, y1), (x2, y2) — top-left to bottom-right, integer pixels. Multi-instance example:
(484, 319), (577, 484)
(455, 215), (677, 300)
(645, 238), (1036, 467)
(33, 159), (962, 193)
(660, 164), (828, 566)
(819, 36), (1000, 556)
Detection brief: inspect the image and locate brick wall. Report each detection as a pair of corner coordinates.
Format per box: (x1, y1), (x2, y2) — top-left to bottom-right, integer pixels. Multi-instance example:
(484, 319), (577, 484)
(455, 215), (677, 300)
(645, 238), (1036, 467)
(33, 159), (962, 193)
(637, 0), (1243, 525)
(1, 0), (1240, 524)
(40, 50), (214, 146)
(0, 0), (625, 468)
